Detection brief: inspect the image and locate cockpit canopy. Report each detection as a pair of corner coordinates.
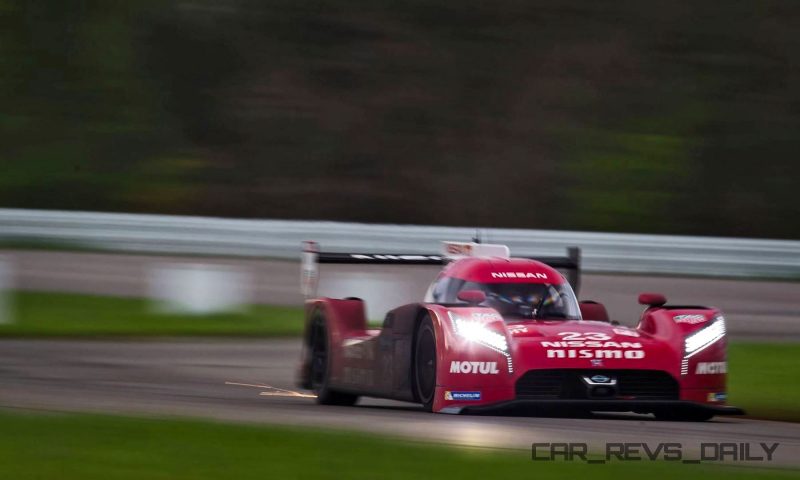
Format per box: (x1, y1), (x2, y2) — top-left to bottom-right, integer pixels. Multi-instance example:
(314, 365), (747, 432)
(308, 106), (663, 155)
(428, 277), (581, 320)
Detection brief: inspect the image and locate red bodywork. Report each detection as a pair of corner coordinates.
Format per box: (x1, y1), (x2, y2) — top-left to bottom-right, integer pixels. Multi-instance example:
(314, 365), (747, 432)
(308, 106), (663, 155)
(299, 256), (736, 415)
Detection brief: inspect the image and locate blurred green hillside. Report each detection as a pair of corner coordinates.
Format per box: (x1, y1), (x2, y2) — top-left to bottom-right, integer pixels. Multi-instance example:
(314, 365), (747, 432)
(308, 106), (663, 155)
(2, 1), (798, 237)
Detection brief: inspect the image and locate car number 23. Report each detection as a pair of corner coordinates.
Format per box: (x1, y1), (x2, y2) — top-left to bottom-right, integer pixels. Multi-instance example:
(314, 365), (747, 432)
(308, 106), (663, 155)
(557, 331), (611, 341)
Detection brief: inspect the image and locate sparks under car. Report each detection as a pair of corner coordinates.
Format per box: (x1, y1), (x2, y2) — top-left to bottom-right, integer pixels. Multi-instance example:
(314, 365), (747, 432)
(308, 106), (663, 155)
(297, 241), (743, 421)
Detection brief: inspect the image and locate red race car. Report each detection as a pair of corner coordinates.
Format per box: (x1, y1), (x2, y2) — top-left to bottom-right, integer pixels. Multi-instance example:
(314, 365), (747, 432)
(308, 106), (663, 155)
(297, 241), (743, 421)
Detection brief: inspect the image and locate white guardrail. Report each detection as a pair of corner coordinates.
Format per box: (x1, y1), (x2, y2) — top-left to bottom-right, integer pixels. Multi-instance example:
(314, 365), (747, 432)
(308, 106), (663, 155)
(0, 208), (798, 279)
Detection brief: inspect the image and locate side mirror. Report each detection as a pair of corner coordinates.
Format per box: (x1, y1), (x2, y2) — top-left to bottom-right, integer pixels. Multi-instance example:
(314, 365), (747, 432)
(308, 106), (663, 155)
(579, 300), (610, 322)
(457, 289), (486, 305)
(638, 292), (667, 307)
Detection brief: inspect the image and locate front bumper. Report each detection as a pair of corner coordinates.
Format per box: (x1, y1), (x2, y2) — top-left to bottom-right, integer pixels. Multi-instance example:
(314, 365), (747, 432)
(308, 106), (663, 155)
(451, 399), (745, 416)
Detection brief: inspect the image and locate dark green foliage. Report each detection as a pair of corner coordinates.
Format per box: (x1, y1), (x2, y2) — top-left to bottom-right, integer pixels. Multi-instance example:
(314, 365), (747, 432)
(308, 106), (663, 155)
(2, 1), (798, 237)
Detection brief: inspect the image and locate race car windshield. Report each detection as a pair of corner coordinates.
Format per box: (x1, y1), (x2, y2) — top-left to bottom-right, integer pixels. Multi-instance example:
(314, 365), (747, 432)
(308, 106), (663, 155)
(456, 281), (581, 320)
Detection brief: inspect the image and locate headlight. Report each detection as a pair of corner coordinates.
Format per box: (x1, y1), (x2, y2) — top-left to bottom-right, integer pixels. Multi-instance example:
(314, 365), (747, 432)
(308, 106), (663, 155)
(448, 312), (508, 352)
(684, 316), (726, 356)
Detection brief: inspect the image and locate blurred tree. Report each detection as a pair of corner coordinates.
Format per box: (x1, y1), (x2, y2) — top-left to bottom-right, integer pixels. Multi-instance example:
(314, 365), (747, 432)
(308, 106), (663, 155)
(0, 0), (798, 238)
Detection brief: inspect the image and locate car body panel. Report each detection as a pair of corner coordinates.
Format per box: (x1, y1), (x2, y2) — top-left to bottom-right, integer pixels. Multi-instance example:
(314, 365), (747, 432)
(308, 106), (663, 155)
(298, 252), (740, 416)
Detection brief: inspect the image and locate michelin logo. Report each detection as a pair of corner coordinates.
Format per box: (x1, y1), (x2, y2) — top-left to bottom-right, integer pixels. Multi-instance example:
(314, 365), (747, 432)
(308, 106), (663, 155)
(450, 361), (500, 374)
(444, 391), (482, 401)
(696, 362), (727, 374)
(707, 392), (727, 402)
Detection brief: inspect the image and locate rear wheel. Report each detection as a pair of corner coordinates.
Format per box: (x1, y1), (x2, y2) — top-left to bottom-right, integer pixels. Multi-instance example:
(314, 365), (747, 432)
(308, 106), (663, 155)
(308, 311), (358, 406)
(414, 316), (438, 412)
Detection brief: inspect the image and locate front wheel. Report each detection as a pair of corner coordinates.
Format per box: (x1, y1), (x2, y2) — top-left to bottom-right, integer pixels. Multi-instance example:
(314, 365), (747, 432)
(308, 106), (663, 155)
(414, 315), (438, 412)
(308, 311), (359, 406)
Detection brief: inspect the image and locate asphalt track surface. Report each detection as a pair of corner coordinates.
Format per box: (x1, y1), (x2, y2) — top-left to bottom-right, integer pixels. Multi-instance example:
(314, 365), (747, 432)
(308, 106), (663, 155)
(1, 338), (799, 466)
(1, 250), (799, 465)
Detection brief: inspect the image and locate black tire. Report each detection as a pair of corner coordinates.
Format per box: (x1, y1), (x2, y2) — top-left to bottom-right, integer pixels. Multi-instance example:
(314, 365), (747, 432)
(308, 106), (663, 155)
(654, 409), (714, 422)
(414, 315), (438, 412)
(308, 311), (359, 406)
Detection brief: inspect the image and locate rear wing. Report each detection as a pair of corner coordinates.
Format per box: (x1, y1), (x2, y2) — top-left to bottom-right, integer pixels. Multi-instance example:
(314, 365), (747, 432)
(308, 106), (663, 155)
(301, 241), (582, 298)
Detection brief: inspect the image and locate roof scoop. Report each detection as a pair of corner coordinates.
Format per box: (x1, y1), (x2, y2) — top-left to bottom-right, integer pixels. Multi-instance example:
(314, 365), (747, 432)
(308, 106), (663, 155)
(442, 241), (510, 260)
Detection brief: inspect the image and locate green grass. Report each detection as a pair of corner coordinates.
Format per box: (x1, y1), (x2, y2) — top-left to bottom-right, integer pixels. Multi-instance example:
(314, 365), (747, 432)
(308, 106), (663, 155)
(0, 411), (794, 480)
(0, 238), (98, 252)
(728, 343), (800, 422)
(0, 291), (304, 337)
